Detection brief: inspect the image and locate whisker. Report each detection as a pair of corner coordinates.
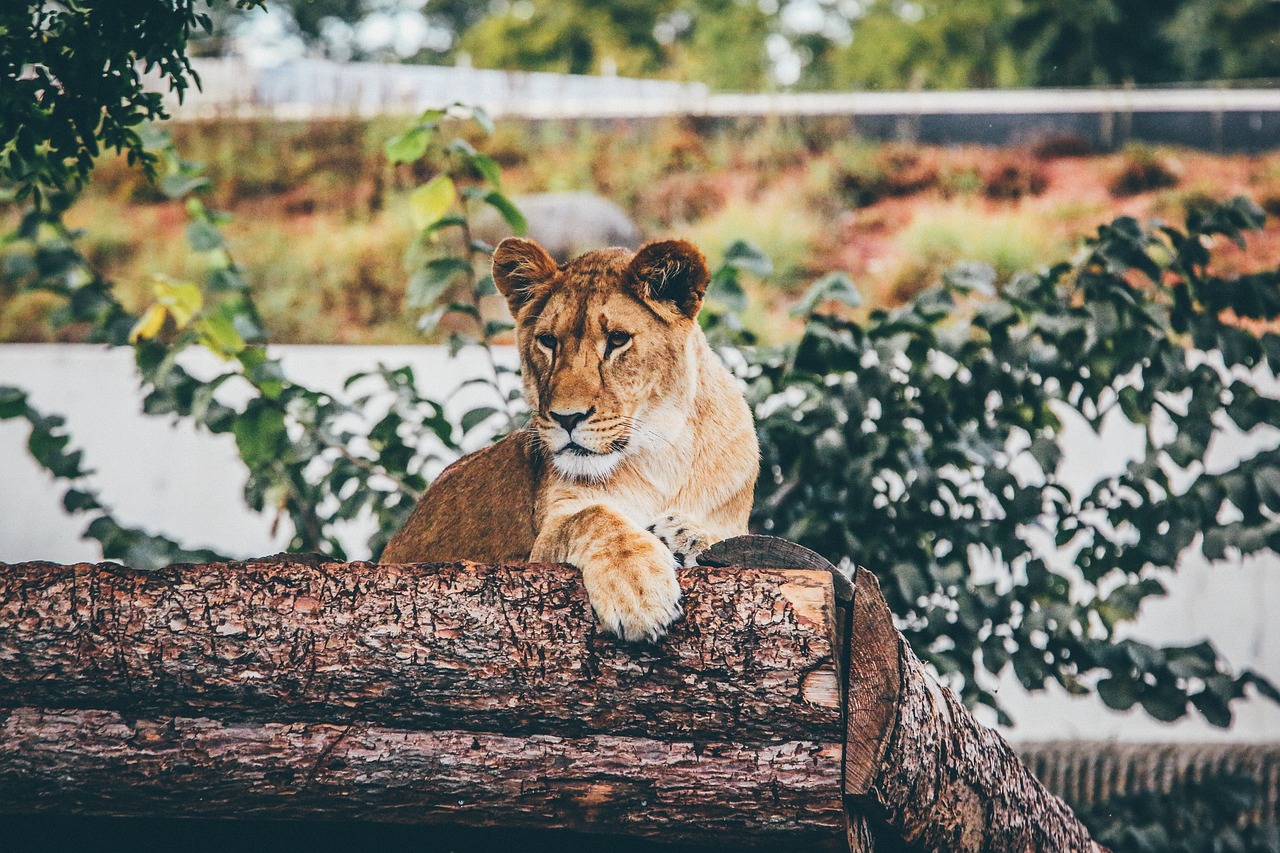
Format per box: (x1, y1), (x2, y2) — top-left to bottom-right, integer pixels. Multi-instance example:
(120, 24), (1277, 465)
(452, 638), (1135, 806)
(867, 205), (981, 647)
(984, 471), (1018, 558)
(617, 416), (677, 450)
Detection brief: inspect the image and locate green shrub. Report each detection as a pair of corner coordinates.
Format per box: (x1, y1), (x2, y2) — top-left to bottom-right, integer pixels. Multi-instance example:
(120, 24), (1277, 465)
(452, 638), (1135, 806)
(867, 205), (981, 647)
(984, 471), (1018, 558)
(982, 155), (1049, 200)
(745, 196), (1280, 722)
(1078, 774), (1280, 853)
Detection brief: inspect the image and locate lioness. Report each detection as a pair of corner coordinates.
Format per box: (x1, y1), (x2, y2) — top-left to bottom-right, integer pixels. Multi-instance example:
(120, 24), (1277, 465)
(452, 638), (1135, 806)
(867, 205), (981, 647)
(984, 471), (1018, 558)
(382, 237), (759, 641)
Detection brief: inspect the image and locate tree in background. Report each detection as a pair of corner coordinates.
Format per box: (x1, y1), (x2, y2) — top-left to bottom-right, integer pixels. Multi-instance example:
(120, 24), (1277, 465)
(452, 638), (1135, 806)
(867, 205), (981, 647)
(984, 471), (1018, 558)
(0, 0), (263, 200)
(190, 0), (1280, 90)
(198, 0), (487, 63)
(661, 0), (774, 92)
(829, 0), (1280, 90)
(830, 0), (1022, 90)
(458, 0), (675, 77)
(1008, 0), (1183, 87)
(1166, 0), (1280, 85)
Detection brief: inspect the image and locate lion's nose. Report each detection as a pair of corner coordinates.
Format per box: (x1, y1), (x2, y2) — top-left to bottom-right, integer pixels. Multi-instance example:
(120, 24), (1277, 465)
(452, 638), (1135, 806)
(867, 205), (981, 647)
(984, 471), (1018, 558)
(549, 408), (594, 433)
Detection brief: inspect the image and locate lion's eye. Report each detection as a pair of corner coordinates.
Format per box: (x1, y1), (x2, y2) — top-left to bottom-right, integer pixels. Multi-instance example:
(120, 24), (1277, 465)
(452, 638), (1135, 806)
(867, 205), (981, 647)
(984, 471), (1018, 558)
(536, 333), (557, 351)
(606, 331), (631, 351)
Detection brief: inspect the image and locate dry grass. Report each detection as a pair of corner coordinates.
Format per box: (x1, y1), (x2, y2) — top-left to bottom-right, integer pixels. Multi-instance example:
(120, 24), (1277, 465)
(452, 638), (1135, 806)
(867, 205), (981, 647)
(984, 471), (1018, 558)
(885, 201), (1068, 301)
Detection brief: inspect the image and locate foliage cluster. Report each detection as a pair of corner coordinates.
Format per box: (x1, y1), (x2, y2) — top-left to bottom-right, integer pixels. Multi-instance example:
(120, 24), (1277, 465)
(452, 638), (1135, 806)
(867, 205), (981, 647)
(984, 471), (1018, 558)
(832, 143), (1054, 208)
(1079, 772), (1280, 853)
(0, 1), (262, 201)
(748, 196), (1280, 723)
(1109, 145), (1184, 198)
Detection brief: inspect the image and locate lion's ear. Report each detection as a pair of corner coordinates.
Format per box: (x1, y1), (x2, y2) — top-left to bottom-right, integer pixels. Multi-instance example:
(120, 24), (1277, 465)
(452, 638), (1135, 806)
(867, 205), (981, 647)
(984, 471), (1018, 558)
(627, 239), (709, 319)
(493, 237), (558, 313)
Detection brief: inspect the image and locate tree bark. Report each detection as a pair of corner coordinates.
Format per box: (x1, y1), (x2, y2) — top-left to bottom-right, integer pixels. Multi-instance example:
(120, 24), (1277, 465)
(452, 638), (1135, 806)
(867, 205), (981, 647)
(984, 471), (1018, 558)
(0, 558), (846, 847)
(0, 559), (841, 742)
(0, 707), (844, 844)
(842, 568), (1106, 853)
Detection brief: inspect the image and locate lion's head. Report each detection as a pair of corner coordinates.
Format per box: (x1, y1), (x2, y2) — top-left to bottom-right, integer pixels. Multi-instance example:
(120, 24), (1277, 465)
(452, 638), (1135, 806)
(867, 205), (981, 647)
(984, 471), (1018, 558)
(493, 237), (710, 482)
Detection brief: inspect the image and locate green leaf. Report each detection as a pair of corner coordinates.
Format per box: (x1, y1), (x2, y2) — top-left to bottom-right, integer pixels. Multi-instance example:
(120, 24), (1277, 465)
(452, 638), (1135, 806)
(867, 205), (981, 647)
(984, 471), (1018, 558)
(417, 214), (465, 238)
(185, 220), (224, 252)
(471, 105), (495, 135)
(1245, 670), (1280, 704)
(472, 153), (503, 188)
(460, 406), (500, 434)
(1117, 386), (1147, 424)
(1139, 683), (1188, 722)
(197, 305), (247, 358)
(407, 257), (471, 308)
(409, 175), (456, 230)
(1191, 690), (1232, 727)
(385, 125), (432, 164)
(722, 240), (773, 276)
(446, 137), (478, 157)
(484, 191), (526, 235)
(1028, 435), (1062, 475)
(795, 272), (862, 316)
(233, 402), (287, 468)
(417, 305), (447, 333)
(160, 171), (208, 199)
(63, 489), (101, 513)
(1097, 677), (1138, 710)
(943, 261), (997, 296)
(484, 319), (515, 339)
(27, 424), (82, 479)
(0, 386), (29, 419)
(707, 270), (748, 312)
(207, 268), (248, 292)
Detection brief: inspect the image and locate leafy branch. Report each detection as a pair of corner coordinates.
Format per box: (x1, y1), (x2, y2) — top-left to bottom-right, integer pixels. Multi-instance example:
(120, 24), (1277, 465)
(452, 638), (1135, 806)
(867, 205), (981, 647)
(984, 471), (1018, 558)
(752, 196), (1280, 725)
(0, 1), (264, 203)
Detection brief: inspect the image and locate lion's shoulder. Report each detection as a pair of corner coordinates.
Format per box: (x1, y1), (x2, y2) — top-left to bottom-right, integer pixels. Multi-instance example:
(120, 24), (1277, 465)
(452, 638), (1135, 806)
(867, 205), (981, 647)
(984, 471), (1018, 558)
(380, 430), (542, 564)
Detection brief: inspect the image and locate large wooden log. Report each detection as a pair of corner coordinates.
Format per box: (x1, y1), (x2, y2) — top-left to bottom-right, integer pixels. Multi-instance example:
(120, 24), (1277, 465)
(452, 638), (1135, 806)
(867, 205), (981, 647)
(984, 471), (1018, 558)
(0, 556), (1105, 851)
(0, 708), (842, 841)
(842, 568), (1105, 852)
(0, 560), (840, 741)
(0, 559), (847, 847)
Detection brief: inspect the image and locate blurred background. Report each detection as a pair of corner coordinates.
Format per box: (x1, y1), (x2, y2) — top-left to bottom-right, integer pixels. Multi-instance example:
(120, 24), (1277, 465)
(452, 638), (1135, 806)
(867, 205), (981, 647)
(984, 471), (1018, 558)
(6, 0), (1280, 346)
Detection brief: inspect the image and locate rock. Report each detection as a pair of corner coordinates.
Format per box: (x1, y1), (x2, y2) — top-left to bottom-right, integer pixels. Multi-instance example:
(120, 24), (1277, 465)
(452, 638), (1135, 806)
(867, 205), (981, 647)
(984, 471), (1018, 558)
(473, 192), (642, 262)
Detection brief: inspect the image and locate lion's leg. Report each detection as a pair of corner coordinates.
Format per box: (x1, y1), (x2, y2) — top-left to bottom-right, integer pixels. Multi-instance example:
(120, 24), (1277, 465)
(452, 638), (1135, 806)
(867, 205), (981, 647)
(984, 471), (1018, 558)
(532, 505), (682, 642)
(645, 512), (720, 568)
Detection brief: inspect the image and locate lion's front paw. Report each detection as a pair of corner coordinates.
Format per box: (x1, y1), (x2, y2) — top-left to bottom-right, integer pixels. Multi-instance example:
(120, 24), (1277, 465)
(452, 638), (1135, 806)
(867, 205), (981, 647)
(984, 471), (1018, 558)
(581, 534), (683, 643)
(646, 512), (717, 568)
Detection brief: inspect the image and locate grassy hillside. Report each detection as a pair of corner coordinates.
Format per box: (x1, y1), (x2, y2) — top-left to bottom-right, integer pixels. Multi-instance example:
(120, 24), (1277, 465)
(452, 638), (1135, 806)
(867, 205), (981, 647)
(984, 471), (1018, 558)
(4, 116), (1280, 344)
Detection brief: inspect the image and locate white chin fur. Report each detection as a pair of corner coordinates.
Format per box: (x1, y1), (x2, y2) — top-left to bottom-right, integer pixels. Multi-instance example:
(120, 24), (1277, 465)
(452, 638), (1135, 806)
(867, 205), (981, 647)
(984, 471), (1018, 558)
(552, 450), (624, 482)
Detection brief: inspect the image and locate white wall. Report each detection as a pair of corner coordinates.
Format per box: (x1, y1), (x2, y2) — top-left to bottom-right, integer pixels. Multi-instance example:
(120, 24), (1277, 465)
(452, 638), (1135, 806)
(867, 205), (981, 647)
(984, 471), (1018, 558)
(1, 343), (1276, 743)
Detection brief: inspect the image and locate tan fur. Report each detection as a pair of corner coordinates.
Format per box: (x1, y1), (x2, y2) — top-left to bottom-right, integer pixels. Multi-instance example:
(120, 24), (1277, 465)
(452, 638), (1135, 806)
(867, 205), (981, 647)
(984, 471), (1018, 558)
(382, 237), (759, 641)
